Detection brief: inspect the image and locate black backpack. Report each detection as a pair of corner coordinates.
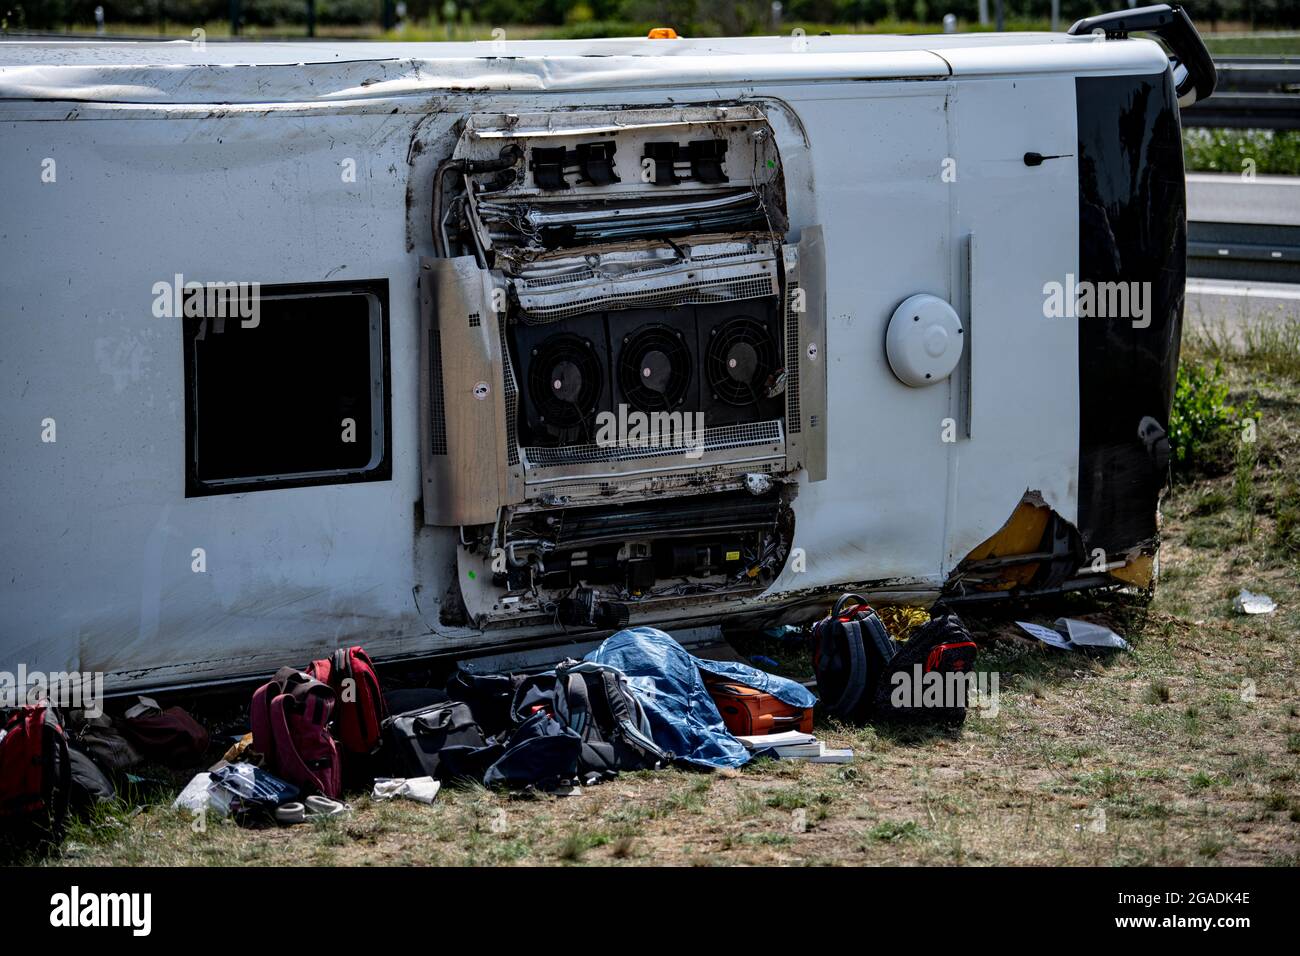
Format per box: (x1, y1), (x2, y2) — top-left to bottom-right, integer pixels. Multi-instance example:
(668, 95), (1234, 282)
(511, 660), (667, 780)
(482, 711), (581, 790)
(67, 747), (116, 810)
(810, 594), (898, 722)
(812, 595), (981, 724)
(444, 671), (524, 737)
(873, 606), (979, 724)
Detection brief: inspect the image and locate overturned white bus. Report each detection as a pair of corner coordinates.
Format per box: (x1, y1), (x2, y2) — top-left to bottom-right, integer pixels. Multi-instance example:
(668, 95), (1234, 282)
(0, 6), (1216, 692)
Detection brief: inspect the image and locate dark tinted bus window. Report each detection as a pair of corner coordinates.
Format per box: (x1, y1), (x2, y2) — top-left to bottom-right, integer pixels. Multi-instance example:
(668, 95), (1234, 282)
(183, 280), (391, 496)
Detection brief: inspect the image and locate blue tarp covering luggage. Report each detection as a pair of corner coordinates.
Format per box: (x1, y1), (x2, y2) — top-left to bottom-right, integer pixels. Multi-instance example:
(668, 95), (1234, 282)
(584, 627), (817, 769)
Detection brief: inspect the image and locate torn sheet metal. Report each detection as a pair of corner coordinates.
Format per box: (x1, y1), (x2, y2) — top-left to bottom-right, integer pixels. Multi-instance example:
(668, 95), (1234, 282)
(946, 490), (1084, 595)
(945, 487), (1158, 600)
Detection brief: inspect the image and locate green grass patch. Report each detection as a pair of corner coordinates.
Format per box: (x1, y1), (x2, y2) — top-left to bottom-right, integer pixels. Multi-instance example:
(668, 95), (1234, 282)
(865, 820), (924, 842)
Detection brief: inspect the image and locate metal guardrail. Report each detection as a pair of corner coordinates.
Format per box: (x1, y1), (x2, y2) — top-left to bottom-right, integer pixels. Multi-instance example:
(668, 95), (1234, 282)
(1187, 220), (1300, 283)
(1182, 56), (1300, 130)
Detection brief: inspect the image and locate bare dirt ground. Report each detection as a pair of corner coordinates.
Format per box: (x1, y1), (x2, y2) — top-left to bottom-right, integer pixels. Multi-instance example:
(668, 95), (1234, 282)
(19, 346), (1300, 868)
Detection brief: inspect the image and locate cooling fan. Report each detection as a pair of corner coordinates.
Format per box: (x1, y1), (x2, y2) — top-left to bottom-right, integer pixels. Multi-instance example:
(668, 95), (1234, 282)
(525, 332), (604, 441)
(705, 314), (779, 406)
(616, 323), (693, 412)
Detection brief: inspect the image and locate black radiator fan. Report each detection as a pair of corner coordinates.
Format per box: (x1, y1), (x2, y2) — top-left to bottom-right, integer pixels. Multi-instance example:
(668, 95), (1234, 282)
(704, 314), (779, 407)
(524, 332), (605, 442)
(616, 323), (693, 413)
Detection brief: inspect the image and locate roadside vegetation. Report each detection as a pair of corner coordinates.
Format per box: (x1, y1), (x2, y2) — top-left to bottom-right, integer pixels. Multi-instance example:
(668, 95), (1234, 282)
(1184, 129), (1300, 177)
(1203, 33), (1300, 56)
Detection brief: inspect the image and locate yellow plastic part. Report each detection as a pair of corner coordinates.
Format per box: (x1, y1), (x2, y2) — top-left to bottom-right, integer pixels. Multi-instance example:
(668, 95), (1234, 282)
(647, 27), (679, 38)
(962, 496), (1052, 590)
(1109, 553), (1155, 588)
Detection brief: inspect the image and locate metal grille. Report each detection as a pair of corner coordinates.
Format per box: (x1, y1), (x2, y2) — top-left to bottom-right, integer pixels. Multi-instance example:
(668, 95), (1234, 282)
(480, 192), (766, 250)
(428, 329), (448, 456)
(516, 244), (763, 292)
(523, 420), (782, 468)
(524, 269), (598, 289)
(530, 461), (779, 500)
(519, 274), (777, 323)
(499, 313), (520, 466)
(511, 243), (780, 323)
(468, 312), (481, 328)
(690, 245), (766, 264)
(784, 281), (802, 434)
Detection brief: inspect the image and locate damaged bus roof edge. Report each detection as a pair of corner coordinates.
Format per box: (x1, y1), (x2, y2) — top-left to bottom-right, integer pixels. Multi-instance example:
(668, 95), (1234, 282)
(0, 35), (1167, 105)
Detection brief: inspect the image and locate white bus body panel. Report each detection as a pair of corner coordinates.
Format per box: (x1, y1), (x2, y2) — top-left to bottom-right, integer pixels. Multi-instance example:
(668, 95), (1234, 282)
(0, 35), (1171, 690)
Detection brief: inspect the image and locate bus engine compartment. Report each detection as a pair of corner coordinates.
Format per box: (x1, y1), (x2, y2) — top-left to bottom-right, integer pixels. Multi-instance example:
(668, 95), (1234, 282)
(419, 105), (827, 629)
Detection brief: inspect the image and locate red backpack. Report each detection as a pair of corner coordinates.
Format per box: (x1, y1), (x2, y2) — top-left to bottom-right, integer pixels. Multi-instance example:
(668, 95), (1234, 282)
(306, 646), (386, 755)
(0, 704), (71, 843)
(250, 667), (341, 799)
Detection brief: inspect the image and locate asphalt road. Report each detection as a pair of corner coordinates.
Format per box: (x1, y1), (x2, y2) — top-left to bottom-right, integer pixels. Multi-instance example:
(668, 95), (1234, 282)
(1186, 173), (1300, 226)
(1185, 173), (1299, 336)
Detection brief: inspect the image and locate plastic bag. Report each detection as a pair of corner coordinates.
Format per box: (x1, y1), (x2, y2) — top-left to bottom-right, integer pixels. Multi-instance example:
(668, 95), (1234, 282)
(209, 762), (299, 812)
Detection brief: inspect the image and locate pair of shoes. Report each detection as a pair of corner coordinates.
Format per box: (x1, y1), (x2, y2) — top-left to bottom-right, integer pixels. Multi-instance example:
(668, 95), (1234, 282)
(275, 795), (349, 825)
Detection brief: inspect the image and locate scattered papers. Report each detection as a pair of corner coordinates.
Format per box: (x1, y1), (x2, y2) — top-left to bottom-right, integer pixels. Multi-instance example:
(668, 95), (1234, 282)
(769, 741), (822, 759)
(736, 730), (815, 749)
(211, 761), (299, 812)
(1059, 618), (1130, 650)
(1016, 621), (1074, 650)
(1233, 589), (1277, 615)
(809, 747), (853, 764)
(736, 730), (853, 763)
(1017, 618), (1130, 652)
